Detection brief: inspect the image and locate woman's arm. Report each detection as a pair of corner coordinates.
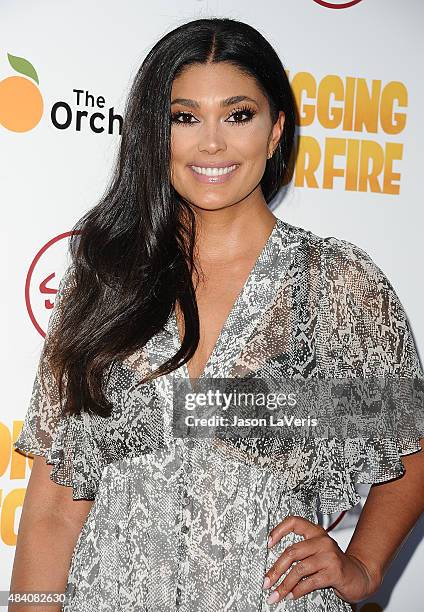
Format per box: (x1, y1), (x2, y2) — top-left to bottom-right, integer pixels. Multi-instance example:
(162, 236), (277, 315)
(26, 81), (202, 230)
(344, 439), (424, 591)
(9, 455), (94, 612)
(262, 442), (424, 604)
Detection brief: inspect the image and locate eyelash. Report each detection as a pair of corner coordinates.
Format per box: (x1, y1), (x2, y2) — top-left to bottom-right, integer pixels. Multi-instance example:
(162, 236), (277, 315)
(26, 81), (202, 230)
(170, 105), (257, 127)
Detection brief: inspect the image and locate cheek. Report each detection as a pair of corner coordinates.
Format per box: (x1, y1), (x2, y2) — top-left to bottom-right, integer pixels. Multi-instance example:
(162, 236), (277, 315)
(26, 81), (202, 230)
(234, 130), (269, 177)
(235, 121), (270, 156)
(171, 129), (192, 157)
(170, 134), (188, 183)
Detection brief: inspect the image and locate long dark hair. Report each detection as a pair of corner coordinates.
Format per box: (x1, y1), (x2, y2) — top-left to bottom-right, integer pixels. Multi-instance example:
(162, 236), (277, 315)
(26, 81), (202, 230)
(49, 17), (297, 418)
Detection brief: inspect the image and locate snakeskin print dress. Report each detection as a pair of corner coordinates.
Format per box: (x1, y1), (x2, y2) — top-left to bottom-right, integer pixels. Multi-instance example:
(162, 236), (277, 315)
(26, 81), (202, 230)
(14, 217), (424, 611)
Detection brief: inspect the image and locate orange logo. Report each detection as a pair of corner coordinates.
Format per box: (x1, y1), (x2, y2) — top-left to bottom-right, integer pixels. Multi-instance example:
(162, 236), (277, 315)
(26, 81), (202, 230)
(0, 53), (44, 132)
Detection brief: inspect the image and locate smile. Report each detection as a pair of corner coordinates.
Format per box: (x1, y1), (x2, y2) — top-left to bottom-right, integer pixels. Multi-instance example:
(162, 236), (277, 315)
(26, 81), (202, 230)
(191, 164), (238, 176)
(189, 164), (240, 184)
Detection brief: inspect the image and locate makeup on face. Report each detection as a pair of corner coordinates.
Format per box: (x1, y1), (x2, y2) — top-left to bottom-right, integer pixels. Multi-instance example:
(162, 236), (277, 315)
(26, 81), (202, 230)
(170, 97), (260, 186)
(169, 63), (279, 208)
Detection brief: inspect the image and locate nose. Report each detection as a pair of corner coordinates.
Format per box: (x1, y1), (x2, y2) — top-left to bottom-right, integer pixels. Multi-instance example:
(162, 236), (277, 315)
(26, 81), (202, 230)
(197, 120), (227, 155)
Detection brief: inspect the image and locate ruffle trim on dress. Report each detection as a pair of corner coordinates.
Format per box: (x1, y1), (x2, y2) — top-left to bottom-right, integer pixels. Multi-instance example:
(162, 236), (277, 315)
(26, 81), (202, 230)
(208, 435), (422, 516)
(14, 412), (105, 501)
(314, 436), (423, 515)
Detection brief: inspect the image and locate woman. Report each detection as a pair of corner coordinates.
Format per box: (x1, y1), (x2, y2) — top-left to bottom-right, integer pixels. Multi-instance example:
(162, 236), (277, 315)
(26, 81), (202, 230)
(10, 17), (424, 612)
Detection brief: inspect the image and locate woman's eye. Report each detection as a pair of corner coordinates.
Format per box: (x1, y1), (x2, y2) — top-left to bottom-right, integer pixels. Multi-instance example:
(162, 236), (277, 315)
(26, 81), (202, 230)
(227, 108), (256, 124)
(170, 112), (197, 125)
(170, 107), (256, 126)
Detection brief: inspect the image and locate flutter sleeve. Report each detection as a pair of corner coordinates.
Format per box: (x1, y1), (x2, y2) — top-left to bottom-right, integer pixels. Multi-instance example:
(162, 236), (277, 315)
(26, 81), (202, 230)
(316, 236), (424, 514)
(13, 264), (104, 500)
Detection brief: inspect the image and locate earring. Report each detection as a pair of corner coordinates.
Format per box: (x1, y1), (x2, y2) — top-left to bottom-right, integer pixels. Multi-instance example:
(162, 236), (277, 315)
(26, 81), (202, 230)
(267, 145), (276, 159)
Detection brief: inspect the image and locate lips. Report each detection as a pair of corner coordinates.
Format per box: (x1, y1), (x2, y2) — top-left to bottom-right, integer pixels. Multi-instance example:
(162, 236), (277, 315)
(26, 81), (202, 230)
(188, 161), (240, 168)
(189, 163), (240, 184)
(191, 164), (237, 176)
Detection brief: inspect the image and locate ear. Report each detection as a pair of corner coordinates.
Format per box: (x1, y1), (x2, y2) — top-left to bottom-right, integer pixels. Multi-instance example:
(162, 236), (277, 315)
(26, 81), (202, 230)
(267, 111), (285, 158)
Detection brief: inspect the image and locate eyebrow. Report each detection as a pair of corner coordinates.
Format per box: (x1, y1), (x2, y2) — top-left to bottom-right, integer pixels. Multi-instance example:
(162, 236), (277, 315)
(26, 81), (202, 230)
(170, 95), (259, 109)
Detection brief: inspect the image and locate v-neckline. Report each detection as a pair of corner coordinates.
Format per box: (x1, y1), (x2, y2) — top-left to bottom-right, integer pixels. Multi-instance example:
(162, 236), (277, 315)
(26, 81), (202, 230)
(170, 217), (284, 382)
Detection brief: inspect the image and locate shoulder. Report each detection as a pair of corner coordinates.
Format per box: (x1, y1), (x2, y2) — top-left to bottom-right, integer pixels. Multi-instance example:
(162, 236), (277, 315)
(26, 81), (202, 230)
(301, 225), (388, 289)
(278, 219), (370, 260)
(55, 262), (77, 304)
(280, 220), (382, 281)
(318, 234), (377, 273)
(307, 232), (408, 331)
(318, 235), (397, 303)
(59, 261), (77, 288)
(282, 222), (402, 309)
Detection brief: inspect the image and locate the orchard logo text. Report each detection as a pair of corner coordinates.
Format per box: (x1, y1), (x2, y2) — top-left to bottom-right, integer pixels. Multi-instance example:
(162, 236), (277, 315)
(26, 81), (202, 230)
(0, 52), (122, 134)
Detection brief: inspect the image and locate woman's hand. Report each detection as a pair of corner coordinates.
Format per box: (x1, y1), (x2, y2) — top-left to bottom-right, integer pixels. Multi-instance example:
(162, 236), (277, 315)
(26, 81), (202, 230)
(262, 515), (382, 605)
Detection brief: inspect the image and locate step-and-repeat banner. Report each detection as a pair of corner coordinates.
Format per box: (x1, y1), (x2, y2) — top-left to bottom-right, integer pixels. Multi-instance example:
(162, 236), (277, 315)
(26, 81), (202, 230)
(1, 1), (423, 610)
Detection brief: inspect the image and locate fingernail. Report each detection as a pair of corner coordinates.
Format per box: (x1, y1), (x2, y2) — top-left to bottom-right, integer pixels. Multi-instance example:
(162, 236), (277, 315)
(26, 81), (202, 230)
(263, 576), (271, 589)
(267, 591), (279, 604)
(267, 536), (273, 548)
(284, 592), (294, 600)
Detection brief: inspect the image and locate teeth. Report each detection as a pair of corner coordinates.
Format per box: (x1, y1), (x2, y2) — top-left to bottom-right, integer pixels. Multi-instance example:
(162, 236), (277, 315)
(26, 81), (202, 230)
(191, 164), (237, 176)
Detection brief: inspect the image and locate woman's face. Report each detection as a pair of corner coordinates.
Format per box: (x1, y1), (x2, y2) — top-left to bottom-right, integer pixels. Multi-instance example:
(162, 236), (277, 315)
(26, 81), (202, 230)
(170, 62), (285, 211)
